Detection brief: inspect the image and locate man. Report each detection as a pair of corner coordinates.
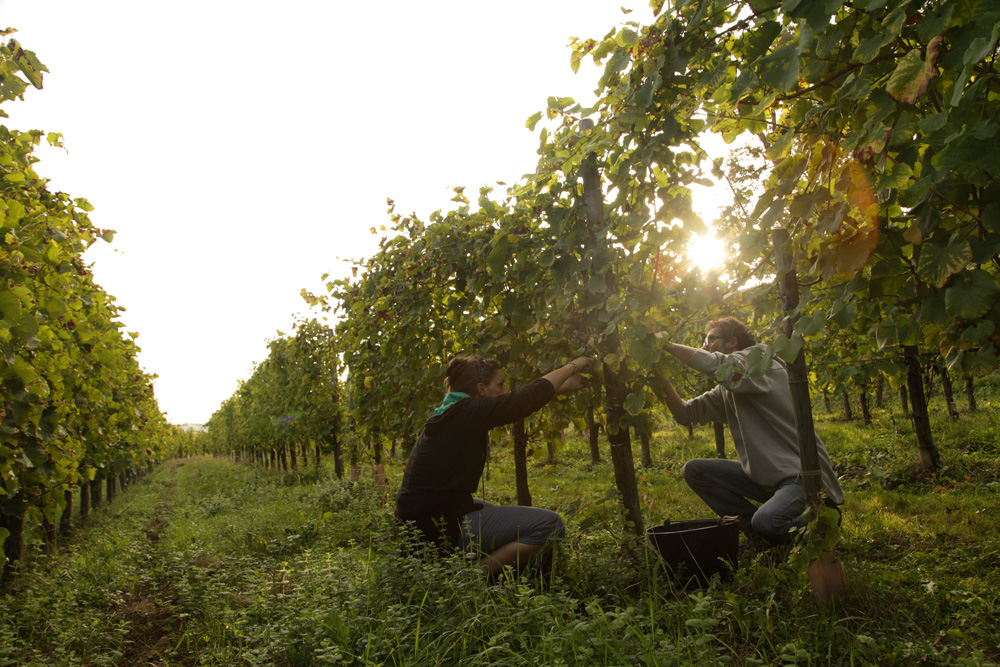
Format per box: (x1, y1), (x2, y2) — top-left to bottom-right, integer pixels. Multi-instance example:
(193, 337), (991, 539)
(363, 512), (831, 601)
(658, 317), (844, 545)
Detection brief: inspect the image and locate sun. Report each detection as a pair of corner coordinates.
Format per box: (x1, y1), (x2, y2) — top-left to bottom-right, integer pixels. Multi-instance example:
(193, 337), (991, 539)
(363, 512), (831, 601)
(686, 231), (728, 272)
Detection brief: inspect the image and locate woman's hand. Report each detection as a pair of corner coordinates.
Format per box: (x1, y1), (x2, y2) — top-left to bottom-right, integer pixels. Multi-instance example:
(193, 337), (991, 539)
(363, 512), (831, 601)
(556, 373), (588, 394)
(542, 356), (593, 393)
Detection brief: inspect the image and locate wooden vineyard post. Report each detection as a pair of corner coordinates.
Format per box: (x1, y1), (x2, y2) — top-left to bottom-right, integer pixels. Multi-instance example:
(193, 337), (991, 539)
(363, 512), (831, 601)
(774, 228), (845, 603)
(579, 119), (644, 537)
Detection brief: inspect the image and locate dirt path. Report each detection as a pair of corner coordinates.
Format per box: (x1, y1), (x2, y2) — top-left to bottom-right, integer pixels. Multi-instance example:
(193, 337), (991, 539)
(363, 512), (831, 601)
(114, 481), (199, 667)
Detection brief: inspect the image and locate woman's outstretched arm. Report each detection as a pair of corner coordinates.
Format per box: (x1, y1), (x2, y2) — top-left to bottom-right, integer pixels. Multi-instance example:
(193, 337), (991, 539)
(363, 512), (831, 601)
(541, 356), (591, 393)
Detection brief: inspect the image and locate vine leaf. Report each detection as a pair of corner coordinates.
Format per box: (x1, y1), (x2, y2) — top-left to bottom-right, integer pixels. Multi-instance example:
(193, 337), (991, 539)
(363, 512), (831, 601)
(855, 31), (894, 64)
(963, 23), (999, 66)
(0, 291), (21, 322)
(744, 21), (782, 63)
(944, 270), (1000, 320)
(623, 391), (645, 416)
(760, 44), (800, 92)
(834, 228), (878, 276)
(7, 39), (47, 89)
(20, 441), (48, 468)
(903, 221), (923, 245)
(772, 333), (802, 363)
(626, 336), (660, 367)
(960, 319), (996, 343)
(601, 48), (631, 87)
(916, 233), (972, 288)
(983, 203), (1000, 234)
(886, 37), (941, 104)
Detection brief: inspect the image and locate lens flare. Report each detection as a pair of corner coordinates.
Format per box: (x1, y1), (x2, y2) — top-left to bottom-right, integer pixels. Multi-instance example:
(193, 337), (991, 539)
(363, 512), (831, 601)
(686, 232), (727, 272)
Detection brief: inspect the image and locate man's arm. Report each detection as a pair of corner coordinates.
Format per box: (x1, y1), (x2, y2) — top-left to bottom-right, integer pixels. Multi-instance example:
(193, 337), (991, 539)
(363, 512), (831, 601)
(659, 376), (687, 423)
(654, 332), (701, 367)
(666, 342), (700, 367)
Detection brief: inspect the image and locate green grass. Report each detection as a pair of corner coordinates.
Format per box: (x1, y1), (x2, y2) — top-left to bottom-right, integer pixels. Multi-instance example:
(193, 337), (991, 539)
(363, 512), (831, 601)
(2, 384), (999, 666)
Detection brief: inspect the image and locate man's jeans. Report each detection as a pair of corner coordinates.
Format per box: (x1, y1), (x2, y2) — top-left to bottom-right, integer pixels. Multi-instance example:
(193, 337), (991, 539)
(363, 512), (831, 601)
(681, 458), (805, 544)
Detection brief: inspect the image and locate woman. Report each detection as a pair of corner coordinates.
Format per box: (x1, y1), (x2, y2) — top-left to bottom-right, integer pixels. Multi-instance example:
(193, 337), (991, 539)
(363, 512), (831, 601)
(395, 354), (590, 576)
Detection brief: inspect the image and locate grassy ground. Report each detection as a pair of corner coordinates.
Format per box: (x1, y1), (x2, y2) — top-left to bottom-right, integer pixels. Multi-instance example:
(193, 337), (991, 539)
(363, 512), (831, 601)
(2, 379), (999, 666)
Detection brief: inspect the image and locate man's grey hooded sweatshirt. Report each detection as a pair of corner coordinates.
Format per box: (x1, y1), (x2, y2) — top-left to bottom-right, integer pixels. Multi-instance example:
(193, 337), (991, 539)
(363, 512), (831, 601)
(674, 344), (844, 504)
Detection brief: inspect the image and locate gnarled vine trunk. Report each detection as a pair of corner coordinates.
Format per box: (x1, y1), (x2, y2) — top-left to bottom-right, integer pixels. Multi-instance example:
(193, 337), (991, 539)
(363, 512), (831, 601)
(904, 345), (940, 470)
(372, 428), (383, 466)
(602, 363), (644, 535)
(91, 477), (103, 509)
(774, 229), (823, 517)
(580, 118), (643, 537)
(937, 362), (958, 421)
(513, 419), (532, 507)
(42, 514), (57, 554)
(587, 403), (601, 464)
(79, 480), (91, 521)
(638, 428), (652, 469)
(713, 422), (726, 459)
(965, 376), (977, 412)
(60, 489), (73, 537)
(0, 499), (24, 582)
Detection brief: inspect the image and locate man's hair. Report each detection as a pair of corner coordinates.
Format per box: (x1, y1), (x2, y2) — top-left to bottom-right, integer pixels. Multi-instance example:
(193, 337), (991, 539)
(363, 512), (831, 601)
(445, 356), (501, 396)
(706, 317), (756, 349)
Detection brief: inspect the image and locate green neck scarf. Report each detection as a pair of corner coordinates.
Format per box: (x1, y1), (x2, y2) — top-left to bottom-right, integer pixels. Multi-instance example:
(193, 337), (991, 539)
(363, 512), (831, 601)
(434, 392), (471, 416)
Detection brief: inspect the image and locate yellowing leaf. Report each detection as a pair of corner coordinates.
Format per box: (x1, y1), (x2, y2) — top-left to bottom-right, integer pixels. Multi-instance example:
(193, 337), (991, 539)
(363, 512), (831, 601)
(917, 233), (972, 288)
(903, 221), (923, 245)
(886, 36), (941, 104)
(835, 228), (879, 275)
(847, 162), (878, 223)
(8, 39), (47, 89)
(880, 161), (913, 190)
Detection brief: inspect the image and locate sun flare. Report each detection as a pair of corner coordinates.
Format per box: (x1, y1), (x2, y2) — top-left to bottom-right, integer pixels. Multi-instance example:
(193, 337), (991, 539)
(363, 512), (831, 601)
(686, 232), (728, 272)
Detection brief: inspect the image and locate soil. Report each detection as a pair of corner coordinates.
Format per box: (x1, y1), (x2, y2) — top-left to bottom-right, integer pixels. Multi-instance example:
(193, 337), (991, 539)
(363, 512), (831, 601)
(115, 502), (198, 666)
(116, 591), (196, 667)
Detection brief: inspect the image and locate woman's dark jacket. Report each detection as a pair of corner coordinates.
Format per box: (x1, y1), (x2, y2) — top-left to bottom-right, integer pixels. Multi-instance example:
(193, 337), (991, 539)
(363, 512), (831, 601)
(395, 377), (555, 546)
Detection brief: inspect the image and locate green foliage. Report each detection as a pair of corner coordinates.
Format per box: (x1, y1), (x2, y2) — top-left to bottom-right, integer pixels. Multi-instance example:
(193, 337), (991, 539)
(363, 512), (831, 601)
(1, 32), (169, 573)
(198, 1), (1000, 538)
(204, 317), (343, 469)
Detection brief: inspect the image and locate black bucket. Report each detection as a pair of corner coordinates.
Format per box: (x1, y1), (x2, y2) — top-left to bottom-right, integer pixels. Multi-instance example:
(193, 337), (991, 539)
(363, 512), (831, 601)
(646, 518), (740, 587)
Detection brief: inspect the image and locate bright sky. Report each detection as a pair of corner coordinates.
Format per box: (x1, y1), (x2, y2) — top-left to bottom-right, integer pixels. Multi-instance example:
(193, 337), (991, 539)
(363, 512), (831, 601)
(2, 1), (730, 425)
